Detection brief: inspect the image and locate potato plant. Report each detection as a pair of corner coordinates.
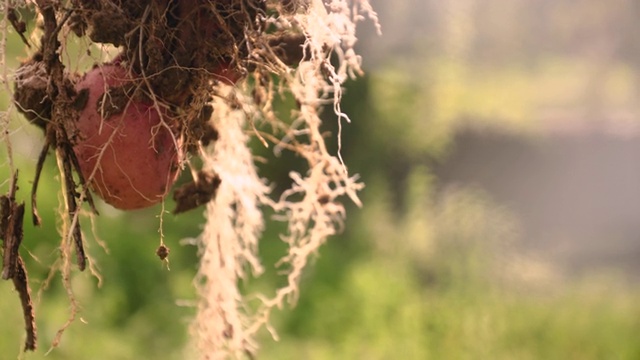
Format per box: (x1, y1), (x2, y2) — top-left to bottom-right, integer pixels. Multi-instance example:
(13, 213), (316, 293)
(1, 0), (378, 357)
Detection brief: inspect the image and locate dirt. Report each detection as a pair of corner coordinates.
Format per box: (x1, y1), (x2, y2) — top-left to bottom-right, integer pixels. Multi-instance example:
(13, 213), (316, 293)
(13, 53), (51, 130)
(172, 170), (221, 214)
(16, 1), (307, 155)
(70, 0), (263, 142)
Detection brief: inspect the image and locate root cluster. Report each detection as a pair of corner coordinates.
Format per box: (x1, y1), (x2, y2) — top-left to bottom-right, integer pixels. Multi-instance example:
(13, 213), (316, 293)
(3, 0), (377, 357)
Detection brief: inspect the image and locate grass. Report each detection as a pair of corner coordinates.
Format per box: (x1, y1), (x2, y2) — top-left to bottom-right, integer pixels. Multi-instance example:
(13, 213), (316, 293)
(258, 170), (640, 359)
(260, 252), (640, 360)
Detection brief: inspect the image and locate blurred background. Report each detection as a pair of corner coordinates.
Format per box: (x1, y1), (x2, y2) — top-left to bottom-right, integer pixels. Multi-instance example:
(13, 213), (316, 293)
(3, 0), (640, 358)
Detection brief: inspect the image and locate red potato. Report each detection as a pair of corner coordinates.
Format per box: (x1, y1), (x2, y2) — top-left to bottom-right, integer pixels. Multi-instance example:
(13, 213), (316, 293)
(72, 64), (181, 210)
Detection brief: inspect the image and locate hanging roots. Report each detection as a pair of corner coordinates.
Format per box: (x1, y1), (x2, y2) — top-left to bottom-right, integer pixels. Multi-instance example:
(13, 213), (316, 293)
(1, 0), (379, 357)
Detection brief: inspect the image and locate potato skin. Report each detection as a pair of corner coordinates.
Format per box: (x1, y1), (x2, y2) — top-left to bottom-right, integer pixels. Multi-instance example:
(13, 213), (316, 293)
(73, 64), (180, 210)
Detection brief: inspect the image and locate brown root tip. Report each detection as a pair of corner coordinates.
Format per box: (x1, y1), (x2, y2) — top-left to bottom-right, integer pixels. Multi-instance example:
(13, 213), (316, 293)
(156, 244), (170, 261)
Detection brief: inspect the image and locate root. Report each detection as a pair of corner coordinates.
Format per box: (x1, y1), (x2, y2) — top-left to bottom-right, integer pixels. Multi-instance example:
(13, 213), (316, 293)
(1, 171), (37, 351)
(30, 136), (49, 226)
(13, 256), (37, 351)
